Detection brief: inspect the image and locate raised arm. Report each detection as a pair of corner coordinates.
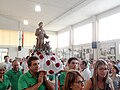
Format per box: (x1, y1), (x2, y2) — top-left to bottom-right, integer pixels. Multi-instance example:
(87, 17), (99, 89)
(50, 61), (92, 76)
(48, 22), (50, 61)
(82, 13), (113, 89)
(43, 30), (49, 39)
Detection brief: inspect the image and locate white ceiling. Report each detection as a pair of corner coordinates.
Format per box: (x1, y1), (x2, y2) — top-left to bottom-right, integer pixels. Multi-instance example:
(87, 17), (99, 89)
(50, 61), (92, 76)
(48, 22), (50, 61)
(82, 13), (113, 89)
(0, 0), (120, 32)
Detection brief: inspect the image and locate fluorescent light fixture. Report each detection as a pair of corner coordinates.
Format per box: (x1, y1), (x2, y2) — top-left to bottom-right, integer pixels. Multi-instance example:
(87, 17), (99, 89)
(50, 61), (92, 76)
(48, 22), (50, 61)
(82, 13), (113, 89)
(23, 20), (28, 25)
(35, 4), (41, 12)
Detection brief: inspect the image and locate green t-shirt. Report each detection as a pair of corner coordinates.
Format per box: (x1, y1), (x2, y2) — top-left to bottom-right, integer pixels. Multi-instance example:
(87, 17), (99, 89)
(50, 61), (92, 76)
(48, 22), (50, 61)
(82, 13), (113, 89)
(0, 75), (11, 90)
(59, 72), (67, 90)
(18, 71), (46, 90)
(6, 69), (22, 90)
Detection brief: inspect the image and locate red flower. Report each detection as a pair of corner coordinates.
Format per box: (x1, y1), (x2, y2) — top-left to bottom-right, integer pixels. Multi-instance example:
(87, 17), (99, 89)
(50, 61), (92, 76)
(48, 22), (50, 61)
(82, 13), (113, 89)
(39, 54), (44, 59)
(53, 53), (55, 55)
(46, 60), (50, 66)
(49, 70), (54, 74)
(37, 51), (41, 55)
(50, 56), (55, 61)
(55, 63), (60, 67)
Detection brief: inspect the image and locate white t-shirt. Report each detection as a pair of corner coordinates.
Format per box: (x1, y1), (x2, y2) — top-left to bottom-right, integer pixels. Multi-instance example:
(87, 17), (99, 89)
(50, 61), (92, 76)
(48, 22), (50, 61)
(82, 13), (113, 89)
(5, 62), (12, 72)
(81, 67), (92, 81)
(21, 61), (29, 73)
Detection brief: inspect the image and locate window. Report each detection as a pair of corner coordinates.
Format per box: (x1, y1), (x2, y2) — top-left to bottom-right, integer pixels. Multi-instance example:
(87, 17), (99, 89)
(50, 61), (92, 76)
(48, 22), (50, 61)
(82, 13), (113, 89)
(99, 12), (120, 41)
(74, 23), (92, 45)
(45, 34), (57, 50)
(58, 31), (69, 48)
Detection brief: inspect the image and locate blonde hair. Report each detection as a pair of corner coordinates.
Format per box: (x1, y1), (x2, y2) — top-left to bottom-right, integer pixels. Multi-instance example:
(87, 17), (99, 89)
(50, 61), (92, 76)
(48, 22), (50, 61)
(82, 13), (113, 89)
(92, 59), (108, 90)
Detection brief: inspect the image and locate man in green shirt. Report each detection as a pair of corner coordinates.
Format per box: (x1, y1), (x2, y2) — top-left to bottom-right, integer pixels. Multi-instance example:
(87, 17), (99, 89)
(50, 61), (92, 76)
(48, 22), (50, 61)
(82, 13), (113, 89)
(59, 57), (79, 90)
(18, 56), (55, 90)
(6, 60), (23, 90)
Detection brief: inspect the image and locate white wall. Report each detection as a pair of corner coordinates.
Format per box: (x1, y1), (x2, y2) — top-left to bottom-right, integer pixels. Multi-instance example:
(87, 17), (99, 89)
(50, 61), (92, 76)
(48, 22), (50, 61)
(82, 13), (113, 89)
(9, 46), (18, 59)
(17, 47), (30, 58)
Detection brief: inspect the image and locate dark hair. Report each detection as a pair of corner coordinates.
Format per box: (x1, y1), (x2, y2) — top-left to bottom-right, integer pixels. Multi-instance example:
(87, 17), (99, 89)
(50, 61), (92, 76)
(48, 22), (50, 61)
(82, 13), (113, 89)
(26, 56), (30, 59)
(27, 56), (39, 67)
(67, 57), (78, 64)
(81, 60), (88, 66)
(12, 59), (18, 63)
(4, 55), (9, 59)
(38, 22), (43, 26)
(113, 65), (119, 74)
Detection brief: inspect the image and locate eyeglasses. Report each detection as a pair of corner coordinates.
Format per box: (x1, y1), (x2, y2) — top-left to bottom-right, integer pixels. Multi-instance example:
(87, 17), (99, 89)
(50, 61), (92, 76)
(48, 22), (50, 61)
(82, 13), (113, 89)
(74, 80), (84, 84)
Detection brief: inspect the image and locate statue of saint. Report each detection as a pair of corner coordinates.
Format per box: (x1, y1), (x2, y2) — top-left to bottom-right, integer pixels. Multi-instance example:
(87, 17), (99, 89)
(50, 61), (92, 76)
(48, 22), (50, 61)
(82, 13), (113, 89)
(35, 22), (49, 50)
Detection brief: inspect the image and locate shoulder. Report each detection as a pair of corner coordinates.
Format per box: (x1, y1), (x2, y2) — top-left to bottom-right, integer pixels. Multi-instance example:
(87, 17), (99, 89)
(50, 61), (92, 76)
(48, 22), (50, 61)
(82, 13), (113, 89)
(59, 72), (67, 84)
(3, 75), (11, 83)
(19, 73), (27, 79)
(3, 75), (11, 87)
(84, 79), (92, 90)
(18, 73), (29, 84)
(4, 74), (9, 79)
(5, 70), (11, 75)
(6, 69), (13, 73)
(59, 72), (66, 78)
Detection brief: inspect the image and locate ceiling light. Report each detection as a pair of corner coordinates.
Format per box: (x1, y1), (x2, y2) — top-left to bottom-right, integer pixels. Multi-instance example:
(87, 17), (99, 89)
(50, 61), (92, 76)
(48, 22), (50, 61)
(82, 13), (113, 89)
(23, 20), (28, 25)
(35, 4), (41, 12)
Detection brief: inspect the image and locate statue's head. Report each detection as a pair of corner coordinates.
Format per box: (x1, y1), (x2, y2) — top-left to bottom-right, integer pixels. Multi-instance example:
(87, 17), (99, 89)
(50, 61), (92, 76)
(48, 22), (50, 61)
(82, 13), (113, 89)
(38, 22), (43, 26)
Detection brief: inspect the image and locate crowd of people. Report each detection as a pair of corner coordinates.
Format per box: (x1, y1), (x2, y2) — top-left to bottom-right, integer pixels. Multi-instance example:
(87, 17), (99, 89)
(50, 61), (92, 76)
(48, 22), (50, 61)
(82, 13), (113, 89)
(0, 55), (120, 90)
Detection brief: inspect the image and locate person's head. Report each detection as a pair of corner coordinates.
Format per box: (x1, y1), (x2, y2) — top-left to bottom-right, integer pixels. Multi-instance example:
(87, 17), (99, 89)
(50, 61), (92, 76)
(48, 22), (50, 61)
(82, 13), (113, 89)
(92, 59), (108, 90)
(111, 60), (116, 65)
(111, 65), (119, 74)
(12, 60), (20, 71)
(4, 55), (9, 63)
(67, 57), (79, 70)
(89, 60), (95, 69)
(80, 60), (88, 70)
(27, 56), (40, 73)
(64, 70), (84, 90)
(25, 56), (30, 61)
(0, 62), (6, 76)
(9, 58), (13, 63)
